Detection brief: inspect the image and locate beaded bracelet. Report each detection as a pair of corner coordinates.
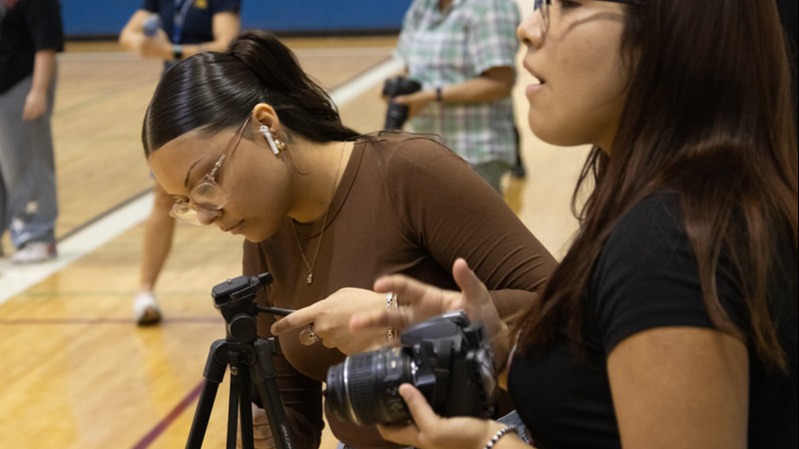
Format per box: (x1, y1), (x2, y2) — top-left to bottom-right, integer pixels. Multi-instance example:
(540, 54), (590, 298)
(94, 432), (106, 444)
(385, 292), (398, 342)
(483, 426), (518, 449)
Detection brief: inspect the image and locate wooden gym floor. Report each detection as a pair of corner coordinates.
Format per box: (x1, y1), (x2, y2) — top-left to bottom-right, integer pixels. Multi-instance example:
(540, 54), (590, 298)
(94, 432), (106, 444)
(0, 24), (588, 449)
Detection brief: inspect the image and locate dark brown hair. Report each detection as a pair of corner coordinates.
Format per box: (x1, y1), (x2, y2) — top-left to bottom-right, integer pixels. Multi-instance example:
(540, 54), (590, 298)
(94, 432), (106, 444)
(142, 30), (359, 155)
(514, 0), (798, 370)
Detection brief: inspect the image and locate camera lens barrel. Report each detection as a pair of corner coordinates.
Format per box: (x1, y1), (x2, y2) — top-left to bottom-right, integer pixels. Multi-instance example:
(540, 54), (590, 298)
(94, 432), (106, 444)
(326, 347), (413, 426)
(325, 312), (498, 427)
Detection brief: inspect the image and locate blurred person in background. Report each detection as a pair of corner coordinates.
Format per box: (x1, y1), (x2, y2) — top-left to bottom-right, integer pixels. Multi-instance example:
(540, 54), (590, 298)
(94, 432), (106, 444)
(119, 0), (240, 325)
(0, 0), (64, 263)
(388, 0), (522, 195)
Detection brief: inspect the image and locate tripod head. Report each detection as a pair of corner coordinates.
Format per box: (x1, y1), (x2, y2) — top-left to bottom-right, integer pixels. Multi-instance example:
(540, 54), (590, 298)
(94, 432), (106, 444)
(211, 272), (273, 343)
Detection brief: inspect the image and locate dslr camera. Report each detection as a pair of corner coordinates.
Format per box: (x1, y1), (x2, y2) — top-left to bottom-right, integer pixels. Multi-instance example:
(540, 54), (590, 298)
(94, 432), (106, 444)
(382, 76), (422, 130)
(325, 311), (498, 426)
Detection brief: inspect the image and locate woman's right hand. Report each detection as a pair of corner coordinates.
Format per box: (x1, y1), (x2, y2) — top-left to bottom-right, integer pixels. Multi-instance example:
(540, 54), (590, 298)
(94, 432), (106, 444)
(350, 258), (507, 355)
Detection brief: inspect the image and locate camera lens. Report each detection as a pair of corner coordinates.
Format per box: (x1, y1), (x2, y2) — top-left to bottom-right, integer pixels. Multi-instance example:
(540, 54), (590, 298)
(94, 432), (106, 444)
(326, 347), (413, 426)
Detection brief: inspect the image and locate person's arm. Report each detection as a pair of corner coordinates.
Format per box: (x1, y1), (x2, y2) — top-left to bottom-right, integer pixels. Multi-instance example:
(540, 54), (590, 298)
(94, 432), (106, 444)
(607, 327), (748, 449)
(22, 49), (57, 121)
(388, 138), (556, 318)
(119, 10), (240, 61)
(177, 11), (240, 58)
(118, 10), (157, 57)
(393, 66), (515, 117)
(595, 194), (750, 449)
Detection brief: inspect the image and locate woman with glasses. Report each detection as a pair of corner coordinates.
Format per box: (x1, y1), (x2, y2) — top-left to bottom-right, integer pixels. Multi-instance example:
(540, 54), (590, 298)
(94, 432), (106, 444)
(351, 1), (798, 448)
(143, 30), (557, 449)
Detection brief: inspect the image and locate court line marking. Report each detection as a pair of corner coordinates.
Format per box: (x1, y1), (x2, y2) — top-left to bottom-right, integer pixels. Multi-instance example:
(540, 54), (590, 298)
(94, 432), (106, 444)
(0, 56), (404, 305)
(130, 382), (204, 449)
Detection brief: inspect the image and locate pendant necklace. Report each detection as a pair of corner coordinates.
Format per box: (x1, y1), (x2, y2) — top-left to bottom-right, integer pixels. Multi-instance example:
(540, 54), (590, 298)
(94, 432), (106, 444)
(291, 142), (347, 285)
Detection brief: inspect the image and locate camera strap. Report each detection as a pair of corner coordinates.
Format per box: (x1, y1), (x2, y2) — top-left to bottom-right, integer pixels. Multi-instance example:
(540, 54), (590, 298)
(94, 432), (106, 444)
(172, 0), (194, 44)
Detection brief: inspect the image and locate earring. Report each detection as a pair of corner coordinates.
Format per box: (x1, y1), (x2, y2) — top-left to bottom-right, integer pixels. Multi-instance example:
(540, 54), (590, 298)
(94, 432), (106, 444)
(260, 125), (287, 155)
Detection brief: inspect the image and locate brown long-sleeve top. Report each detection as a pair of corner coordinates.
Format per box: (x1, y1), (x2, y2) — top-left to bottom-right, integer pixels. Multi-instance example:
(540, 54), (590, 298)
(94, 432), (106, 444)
(242, 133), (557, 448)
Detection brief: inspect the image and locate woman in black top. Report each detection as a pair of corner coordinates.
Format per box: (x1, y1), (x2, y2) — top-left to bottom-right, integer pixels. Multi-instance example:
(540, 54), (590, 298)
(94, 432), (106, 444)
(352, 1), (798, 448)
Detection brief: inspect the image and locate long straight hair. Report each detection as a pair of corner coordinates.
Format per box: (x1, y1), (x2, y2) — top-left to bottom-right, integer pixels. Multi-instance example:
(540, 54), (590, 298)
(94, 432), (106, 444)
(514, 0), (798, 370)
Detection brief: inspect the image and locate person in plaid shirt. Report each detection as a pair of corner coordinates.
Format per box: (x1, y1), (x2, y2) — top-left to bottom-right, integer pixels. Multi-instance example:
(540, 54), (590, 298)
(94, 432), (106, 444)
(392, 0), (522, 194)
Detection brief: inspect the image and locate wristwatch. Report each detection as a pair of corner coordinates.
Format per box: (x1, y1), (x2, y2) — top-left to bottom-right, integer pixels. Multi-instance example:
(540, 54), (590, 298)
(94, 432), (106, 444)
(172, 44), (183, 61)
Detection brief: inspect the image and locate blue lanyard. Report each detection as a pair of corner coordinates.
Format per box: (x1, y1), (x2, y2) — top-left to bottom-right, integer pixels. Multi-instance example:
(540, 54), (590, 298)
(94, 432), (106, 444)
(172, 0), (194, 44)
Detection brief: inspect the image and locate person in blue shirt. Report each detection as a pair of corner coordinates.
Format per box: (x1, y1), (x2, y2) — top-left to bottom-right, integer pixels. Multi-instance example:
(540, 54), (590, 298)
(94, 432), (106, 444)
(119, 0), (241, 325)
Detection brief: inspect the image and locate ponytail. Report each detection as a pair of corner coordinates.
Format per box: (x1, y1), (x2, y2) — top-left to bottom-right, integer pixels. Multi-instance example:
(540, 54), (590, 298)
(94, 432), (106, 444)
(144, 30), (358, 155)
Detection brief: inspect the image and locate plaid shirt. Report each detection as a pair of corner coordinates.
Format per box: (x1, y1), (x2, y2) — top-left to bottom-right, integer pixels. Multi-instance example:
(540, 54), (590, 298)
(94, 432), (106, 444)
(396, 0), (520, 166)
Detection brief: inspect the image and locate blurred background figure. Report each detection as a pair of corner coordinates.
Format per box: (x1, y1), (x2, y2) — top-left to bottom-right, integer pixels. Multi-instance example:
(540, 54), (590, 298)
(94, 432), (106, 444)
(387, 0), (522, 195)
(118, 0), (241, 326)
(0, 0), (64, 263)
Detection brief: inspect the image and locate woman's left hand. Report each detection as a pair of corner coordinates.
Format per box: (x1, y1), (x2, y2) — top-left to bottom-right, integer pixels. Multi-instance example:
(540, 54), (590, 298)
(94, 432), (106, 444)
(378, 384), (509, 449)
(270, 288), (393, 355)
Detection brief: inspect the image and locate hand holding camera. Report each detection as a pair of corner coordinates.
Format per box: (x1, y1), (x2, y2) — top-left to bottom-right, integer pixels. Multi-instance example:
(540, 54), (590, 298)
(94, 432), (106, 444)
(335, 259), (514, 426)
(327, 310), (498, 426)
(377, 384), (511, 449)
(382, 76), (423, 129)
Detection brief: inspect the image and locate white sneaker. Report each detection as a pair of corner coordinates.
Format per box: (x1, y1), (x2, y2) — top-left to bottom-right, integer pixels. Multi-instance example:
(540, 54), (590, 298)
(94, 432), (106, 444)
(11, 241), (57, 264)
(134, 291), (163, 326)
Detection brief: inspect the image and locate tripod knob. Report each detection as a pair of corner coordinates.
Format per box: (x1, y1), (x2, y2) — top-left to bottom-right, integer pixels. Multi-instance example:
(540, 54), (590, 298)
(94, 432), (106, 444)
(228, 313), (258, 343)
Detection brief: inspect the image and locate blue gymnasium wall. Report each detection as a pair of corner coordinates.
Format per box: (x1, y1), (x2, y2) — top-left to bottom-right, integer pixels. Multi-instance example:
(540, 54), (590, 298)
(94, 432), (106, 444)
(62, 1), (412, 39)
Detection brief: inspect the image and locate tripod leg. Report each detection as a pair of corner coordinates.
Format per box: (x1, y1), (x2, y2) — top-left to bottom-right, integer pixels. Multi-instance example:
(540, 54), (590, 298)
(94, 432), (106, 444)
(251, 338), (295, 449)
(238, 365), (254, 449)
(226, 353), (248, 449)
(186, 340), (229, 449)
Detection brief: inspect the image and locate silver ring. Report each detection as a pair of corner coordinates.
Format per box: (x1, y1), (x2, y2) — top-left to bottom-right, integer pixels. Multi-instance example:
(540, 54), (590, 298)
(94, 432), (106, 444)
(299, 324), (320, 345)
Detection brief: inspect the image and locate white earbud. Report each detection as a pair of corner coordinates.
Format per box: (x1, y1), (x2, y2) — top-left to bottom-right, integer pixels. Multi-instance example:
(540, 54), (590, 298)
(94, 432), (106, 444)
(260, 125), (281, 155)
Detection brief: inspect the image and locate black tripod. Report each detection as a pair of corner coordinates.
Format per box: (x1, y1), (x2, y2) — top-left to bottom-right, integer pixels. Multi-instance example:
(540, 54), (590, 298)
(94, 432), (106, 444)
(185, 272), (295, 449)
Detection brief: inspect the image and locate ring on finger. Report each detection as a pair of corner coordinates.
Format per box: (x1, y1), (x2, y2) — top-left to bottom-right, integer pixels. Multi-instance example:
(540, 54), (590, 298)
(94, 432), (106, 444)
(299, 324), (320, 345)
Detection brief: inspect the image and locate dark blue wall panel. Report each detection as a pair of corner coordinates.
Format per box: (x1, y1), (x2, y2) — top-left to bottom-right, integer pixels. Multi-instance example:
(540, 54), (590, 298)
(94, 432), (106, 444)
(62, 0), (143, 37)
(61, 1), (411, 39)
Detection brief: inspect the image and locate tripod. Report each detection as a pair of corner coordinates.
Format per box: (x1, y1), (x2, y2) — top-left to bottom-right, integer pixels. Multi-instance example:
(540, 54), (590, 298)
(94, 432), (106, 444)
(185, 272), (295, 449)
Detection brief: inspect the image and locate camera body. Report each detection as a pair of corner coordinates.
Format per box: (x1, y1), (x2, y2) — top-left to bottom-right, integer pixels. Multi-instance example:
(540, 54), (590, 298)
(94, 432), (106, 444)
(382, 76), (422, 130)
(325, 311), (498, 426)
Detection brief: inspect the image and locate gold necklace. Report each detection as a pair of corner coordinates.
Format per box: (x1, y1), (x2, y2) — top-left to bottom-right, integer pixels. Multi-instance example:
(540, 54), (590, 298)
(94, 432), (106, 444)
(291, 141), (347, 285)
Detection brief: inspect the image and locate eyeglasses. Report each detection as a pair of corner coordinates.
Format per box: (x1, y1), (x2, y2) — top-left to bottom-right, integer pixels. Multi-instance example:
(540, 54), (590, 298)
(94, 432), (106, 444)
(170, 116), (251, 225)
(533, 0), (642, 31)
